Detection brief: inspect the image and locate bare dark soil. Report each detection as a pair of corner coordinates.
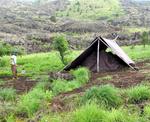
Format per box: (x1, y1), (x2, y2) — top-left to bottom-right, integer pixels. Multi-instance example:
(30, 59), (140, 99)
(0, 76), (37, 94)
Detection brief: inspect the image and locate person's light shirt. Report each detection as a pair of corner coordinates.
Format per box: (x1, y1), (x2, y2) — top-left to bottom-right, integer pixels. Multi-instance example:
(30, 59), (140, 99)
(11, 55), (17, 65)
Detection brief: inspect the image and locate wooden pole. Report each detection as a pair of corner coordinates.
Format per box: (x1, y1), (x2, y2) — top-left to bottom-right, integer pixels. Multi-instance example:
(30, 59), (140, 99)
(97, 40), (100, 72)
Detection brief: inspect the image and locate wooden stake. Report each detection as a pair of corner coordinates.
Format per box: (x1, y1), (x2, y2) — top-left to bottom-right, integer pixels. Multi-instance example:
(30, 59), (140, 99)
(97, 40), (100, 72)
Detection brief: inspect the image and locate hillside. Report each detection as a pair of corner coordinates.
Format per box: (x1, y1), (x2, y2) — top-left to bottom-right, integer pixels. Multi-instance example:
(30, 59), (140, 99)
(56, 0), (124, 20)
(0, 0), (150, 53)
(1, 1), (150, 121)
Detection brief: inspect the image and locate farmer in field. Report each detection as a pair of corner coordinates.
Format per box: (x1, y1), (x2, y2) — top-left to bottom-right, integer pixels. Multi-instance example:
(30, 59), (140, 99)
(11, 52), (17, 79)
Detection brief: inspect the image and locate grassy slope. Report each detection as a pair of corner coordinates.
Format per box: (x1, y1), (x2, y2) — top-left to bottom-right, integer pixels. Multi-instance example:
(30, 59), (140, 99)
(123, 45), (150, 61)
(0, 51), (80, 78)
(0, 45), (150, 78)
(56, 0), (124, 20)
(123, 26), (150, 34)
(0, 45), (150, 121)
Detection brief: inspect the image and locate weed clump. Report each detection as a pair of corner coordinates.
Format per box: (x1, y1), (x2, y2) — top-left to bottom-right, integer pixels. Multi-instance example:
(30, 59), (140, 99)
(52, 79), (80, 95)
(71, 67), (90, 84)
(143, 105), (150, 120)
(81, 85), (122, 108)
(17, 83), (53, 117)
(126, 85), (150, 104)
(68, 102), (138, 122)
(105, 109), (138, 122)
(70, 102), (107, 122)
(0, 88), (16, 101)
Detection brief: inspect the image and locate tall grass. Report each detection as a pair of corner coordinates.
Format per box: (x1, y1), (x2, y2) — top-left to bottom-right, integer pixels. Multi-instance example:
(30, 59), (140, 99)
(70, 102), (107, 122)
(81, 85), (122, 108)
(0, 52), (64, 78)
(123, 45), (150, 61)
(52, 79), (80, 95)
(67, 102), (138, 122)
(126, 85), (150, 104)
(144, 105), (150, 120)
(17, 82), (53, 117)
(71, 67), (90, 84)
(5, 114), (16, 122)
(106, 109), (138, 122)
(0, 88), (16, 101)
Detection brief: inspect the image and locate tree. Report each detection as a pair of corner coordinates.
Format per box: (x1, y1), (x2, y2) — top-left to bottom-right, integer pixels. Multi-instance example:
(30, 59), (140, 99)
(141, 31), (149, 48)
(53, 35), (69, 65)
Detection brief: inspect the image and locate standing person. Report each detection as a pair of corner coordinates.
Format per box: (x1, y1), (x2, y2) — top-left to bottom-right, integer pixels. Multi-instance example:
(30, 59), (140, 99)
(11, 52), (17, 79)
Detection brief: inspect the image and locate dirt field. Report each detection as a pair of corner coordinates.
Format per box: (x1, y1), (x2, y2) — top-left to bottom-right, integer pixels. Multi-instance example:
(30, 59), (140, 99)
(0, 76), (37, 94)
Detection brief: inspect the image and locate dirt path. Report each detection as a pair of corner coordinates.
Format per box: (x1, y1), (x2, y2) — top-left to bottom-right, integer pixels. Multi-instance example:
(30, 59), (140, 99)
(51, 60), (150, 111)
(0, 76), (37, 94)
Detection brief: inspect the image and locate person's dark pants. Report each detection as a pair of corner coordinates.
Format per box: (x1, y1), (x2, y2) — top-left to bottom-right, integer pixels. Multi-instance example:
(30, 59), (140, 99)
(11, 65), (17, 78)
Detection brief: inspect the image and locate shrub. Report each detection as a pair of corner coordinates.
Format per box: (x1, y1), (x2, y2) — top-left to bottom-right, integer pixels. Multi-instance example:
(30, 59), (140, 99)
(126, 85), (150, 104)
(0, 88), (16, 101)
(52, 35), (69, 65)
(82, 85), (122, 108)
(72, 67), (90, 84)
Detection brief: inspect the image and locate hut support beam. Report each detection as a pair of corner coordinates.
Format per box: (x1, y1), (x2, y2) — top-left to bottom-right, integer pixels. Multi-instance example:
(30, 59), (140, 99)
(97, 40), (100, 72)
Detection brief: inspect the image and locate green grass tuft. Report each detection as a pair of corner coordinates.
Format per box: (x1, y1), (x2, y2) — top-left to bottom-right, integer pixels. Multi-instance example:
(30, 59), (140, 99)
(82, 85), (122, 108)
(52, 79), (80, 95)
(126, 85), (150, 104)
(0, 88), (16, 101)
(70, 102), (107, 122)
(17, 83), (53, 117)
(71, 67), (90, 85)
(143, 105), (150, 121)
(106, 109), (138, 122)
